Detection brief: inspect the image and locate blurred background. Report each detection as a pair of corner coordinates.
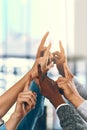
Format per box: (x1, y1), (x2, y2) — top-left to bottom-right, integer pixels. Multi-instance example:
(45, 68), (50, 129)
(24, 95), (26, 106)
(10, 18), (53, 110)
(0, 0), (87, 130)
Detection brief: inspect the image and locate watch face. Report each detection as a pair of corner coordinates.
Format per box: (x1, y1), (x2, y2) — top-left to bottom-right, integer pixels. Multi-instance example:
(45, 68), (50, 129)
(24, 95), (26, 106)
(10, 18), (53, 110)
(0, 119), (4, 126)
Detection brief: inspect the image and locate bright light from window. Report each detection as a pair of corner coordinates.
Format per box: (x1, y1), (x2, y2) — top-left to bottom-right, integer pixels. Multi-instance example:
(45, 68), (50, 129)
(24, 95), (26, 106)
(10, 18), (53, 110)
(30, 0), (75, 54)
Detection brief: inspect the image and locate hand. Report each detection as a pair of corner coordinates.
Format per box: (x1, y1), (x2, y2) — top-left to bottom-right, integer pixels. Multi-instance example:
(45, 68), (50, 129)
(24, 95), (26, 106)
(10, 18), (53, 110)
(35, 32), (49, 84)
(53, 41), (66, 76)
(36, 32), (53, 64)
(38, 64), (59, 98)
(53, 41), (66, 64)
(38, 64), (65, 108)
(31, 43), (54, 78)
(56, 63), (84, 107)
(14, 78), (37, 120)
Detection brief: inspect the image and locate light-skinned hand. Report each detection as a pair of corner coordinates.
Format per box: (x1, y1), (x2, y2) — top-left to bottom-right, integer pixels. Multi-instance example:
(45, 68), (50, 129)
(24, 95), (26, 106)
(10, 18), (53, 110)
(56, 63), (84, 108)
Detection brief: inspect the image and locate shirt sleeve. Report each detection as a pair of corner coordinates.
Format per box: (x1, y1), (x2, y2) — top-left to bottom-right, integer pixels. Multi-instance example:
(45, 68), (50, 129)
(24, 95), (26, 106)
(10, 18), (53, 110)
(0, 124), (6, 130)
(73, 76), (87, 99)
(77, 100), (87, 122)
(56, 103), (69, 112)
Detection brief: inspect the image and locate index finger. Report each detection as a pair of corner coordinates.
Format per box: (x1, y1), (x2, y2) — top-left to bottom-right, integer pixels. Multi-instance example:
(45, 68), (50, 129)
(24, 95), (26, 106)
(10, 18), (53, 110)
(59, 41), (65, 55)
(39, 32), (49, 48)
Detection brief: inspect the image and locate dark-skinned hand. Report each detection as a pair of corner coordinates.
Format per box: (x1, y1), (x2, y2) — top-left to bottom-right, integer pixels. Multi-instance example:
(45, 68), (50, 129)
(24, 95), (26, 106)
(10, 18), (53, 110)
(38, 64), (60, 99)
(38, 64), (65, 108)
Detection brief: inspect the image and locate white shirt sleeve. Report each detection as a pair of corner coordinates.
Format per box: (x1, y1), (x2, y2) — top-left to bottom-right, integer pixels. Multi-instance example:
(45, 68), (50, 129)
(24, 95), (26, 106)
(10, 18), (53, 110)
(77, 100), (87, 122)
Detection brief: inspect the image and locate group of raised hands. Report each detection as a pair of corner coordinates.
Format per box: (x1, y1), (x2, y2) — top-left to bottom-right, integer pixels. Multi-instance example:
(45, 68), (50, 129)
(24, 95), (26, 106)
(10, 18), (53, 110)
(4, 32), (84, 130)
(14, 31), (83, 118)
(14, 31), (82, 116)
(34, 32), (83, 109)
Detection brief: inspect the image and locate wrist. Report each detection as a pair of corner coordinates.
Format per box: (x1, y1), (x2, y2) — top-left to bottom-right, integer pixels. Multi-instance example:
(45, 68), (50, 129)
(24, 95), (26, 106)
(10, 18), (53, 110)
(28, 69), (37, 79)
(5, 112), (22, 130)
(11, 112), (22, 122)
(49, 93), (65, 109)
(69, 94), (84, 108)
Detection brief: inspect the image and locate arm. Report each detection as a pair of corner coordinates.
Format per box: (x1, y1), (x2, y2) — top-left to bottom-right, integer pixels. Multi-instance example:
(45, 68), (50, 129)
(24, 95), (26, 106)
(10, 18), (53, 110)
(57, 63), (84, 108)
(0, 41), (52, 118)
(56, 63), (87, 122)
(0, 70), (32, 117)
(56, 104), (87, 130)
(5, 80), (36, 130)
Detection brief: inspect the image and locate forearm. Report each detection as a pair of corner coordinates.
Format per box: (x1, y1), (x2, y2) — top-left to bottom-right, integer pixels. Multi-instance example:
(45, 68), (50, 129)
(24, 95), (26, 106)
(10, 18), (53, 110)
(56, 104), (87, 130)
(5, 112), (22, 130)
(0, 70), (32, 117)
(49, 93), (65, 109)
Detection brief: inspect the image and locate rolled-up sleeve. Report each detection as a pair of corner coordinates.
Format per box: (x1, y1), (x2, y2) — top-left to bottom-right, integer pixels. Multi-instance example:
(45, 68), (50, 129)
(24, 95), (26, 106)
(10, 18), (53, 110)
(77, 100), (87, 122)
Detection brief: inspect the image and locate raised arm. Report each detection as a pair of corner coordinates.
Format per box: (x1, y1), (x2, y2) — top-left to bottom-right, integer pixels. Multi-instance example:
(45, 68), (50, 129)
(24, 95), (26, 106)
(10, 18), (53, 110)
(0, 33), (53, 118)
(56, 63), (84, 108)
(5, 77), (36, 130)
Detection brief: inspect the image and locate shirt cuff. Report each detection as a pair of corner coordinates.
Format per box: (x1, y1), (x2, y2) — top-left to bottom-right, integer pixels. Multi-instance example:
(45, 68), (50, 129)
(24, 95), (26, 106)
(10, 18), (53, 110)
(56, 103), (69, 113)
